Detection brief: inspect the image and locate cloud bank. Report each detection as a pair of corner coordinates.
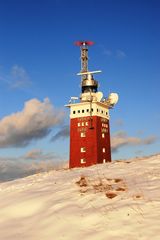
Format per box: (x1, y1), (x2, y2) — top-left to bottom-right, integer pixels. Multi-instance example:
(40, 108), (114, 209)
(10, 65), (32, 89)
(0, 148), (68, 182)
(51, 125), (70, 142)
(0, 156), (68, 183)
(50, 126), (157, 154)
(24, 149), (61, 161)
(24, 149), (44, 160)
(111, 131), (157, 152)
(0, 98), (64, 148)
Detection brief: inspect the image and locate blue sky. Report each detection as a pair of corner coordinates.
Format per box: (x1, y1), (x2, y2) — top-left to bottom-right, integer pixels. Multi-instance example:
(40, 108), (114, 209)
(0, 0), (160, 168)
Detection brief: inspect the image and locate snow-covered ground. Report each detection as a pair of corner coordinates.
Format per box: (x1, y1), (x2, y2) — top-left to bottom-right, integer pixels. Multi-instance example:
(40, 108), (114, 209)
(0, 154), (160, 240)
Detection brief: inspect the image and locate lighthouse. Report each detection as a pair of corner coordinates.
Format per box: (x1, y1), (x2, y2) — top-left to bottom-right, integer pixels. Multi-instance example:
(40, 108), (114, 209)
(66, 41), (118, 168)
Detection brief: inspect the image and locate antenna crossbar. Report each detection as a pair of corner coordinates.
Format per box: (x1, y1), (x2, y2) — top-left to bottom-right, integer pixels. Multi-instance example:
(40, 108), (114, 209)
(77, 70), (102, 76)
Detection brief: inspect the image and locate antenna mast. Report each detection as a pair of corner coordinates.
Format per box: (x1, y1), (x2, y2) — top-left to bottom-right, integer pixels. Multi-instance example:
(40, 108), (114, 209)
(75, 41), (94, 79)
(75, 40), (101, 94)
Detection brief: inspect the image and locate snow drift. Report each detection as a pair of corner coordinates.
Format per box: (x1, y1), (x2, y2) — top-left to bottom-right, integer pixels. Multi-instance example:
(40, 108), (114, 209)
(0, 154), (160, 240)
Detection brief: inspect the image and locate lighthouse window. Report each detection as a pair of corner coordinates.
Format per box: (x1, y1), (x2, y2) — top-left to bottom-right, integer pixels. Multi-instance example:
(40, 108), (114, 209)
(91, 108), (94, 112)
(103, 159), (106, 163)
(82, 109), (84, 113)
(102, 133), (105, 138)
(78, 122), (81, 127)
(80, 147), (86, 152)
(102, 148), (106, 153)
(81, 132), (86, 137)
(106, 112), (108, 115)
(73, 110), (76, 114)
(97, 108), (99, 112)
(101, 110), (103, 114)
(86, 122), (88, 126)
(78, 110), (80, 113)
(80, 158), (86, 164)
(87, 109), (89, 112)
(82, 122), (84, 126)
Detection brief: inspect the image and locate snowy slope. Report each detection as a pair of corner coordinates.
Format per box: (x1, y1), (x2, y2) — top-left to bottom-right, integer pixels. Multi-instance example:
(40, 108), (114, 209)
(0, 154), (160, 240)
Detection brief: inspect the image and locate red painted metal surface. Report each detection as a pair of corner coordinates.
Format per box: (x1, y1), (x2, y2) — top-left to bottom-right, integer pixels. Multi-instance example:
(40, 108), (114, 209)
(69, 116), (111, 168)
(74, 41), (94, 46)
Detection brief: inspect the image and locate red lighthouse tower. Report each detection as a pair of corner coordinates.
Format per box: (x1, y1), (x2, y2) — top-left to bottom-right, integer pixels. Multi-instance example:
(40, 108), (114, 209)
(66, 41), (118, 168)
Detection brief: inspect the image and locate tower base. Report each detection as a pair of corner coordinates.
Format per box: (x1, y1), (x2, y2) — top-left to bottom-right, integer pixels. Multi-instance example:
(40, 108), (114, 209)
(69, 115), (111, 168)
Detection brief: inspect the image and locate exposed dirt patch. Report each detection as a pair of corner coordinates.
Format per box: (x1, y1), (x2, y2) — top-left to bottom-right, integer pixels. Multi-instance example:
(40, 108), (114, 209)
(76, 176), (88, 187)
(133, 194), (143, 200)
(114, 178), (123, 183)
(106, 192), (117, 199)
(76, 176), (127, 198)
(116, 187), (126, 191)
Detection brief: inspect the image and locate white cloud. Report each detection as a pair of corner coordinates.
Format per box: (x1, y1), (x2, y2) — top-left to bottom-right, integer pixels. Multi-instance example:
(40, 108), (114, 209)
(24, 149), (43, 160)
(111, 131), (157, 152)
(116, 50), (126, 59)
(0, 65), (32, 89)
(10, 65), (32, 89)
(103, 49), (112, 56)
(24, 149), (60, 161)
(51, 125), (69, 142)
(101, 46), (126, 59)
(0, 98), (64, 148)
(114, 119), (124, 127)
(0, 148), (68, 182)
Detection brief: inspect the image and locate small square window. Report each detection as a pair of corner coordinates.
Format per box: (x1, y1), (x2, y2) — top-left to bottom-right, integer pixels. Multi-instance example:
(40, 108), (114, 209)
(87, 109), (89, 112)
(78, 110), (80, 113)
(103, 159), (106, 163)
(91, 108), (93, 112)
(102, 133), (105, 138)
(80, 147), (86, 152)
(97, 109), (99, 112)
(82, 109), (84, 113)
(102, 148), (105, 153)
(78, 122), (80, 127)
(81, 132), (86, 137)
(86, 122), (88, 126)
(101, 110), (103, 114)
(80, 158), (86, 164)
(82, 122), (84, 126)
(73, 110), (76, 114)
